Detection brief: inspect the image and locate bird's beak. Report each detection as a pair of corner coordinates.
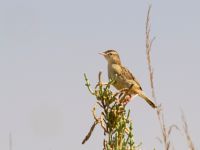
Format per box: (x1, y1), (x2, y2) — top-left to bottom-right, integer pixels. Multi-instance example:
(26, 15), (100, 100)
(98, 52), (106, 56)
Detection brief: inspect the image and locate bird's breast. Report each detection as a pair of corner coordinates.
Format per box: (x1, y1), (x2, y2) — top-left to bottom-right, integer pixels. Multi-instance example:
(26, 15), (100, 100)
(107, 64), (125, 90)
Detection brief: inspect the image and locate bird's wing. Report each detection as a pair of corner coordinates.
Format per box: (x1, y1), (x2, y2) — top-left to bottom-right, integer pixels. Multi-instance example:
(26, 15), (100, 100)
(111, 64), (142, 90)
(121, 66), (142, 90)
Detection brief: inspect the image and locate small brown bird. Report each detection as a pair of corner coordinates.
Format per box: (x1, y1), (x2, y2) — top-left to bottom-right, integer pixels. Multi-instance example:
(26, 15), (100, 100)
(99, 50), (157, 109)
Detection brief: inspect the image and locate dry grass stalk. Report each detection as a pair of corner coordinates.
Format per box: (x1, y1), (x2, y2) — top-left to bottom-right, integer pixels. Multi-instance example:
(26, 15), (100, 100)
(181, 112), (195, 150)
(145, 5), (179, 150)
(145, 5), (156, 100)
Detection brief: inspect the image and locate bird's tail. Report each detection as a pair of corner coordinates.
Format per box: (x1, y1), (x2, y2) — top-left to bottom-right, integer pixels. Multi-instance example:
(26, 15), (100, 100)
(137, 91), (157, 109)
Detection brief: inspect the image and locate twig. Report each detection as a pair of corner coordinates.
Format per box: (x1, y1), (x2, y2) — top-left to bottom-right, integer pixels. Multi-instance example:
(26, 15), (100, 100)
(84, 73), (95, 95)
(181, 111), (195, 150)
(82, 103), (102, 144)
(145, 5), (177, 150)
(145, 4), (156, 100)
(82, 121), (98, 144)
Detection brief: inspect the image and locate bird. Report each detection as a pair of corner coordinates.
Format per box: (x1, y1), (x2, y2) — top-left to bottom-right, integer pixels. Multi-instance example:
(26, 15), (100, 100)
(99, 49), (157, 109)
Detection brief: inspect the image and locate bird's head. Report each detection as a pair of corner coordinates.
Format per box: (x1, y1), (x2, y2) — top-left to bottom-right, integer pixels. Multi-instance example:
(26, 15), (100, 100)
(99, 50), (121, 64)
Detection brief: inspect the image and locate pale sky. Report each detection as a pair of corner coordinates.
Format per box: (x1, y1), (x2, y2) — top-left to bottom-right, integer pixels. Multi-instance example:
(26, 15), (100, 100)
(0, 0), (200, 150)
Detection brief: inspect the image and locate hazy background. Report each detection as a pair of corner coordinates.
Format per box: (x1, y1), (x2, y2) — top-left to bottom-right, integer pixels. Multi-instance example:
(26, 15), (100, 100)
(0, 0), (199, 150)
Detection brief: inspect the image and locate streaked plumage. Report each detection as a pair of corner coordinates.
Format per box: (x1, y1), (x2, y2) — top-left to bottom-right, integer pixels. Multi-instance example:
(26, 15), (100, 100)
(99, 50), (157, 109)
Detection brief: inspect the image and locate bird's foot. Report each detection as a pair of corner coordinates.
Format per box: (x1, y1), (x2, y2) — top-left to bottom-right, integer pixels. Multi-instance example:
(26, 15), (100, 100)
(118, 88), (129, 98)
(121, 94), (132, 105)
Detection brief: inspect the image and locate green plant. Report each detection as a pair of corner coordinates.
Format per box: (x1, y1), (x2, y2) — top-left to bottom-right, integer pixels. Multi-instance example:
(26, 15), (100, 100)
(82, 72), (137, 150)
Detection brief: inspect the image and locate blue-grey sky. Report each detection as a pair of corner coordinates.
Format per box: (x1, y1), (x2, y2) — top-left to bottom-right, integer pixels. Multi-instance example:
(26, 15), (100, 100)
(0, 0), (199, 150)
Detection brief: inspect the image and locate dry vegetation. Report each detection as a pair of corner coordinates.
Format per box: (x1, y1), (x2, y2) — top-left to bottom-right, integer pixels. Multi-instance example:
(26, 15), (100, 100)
(145, 5), (195, 150)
